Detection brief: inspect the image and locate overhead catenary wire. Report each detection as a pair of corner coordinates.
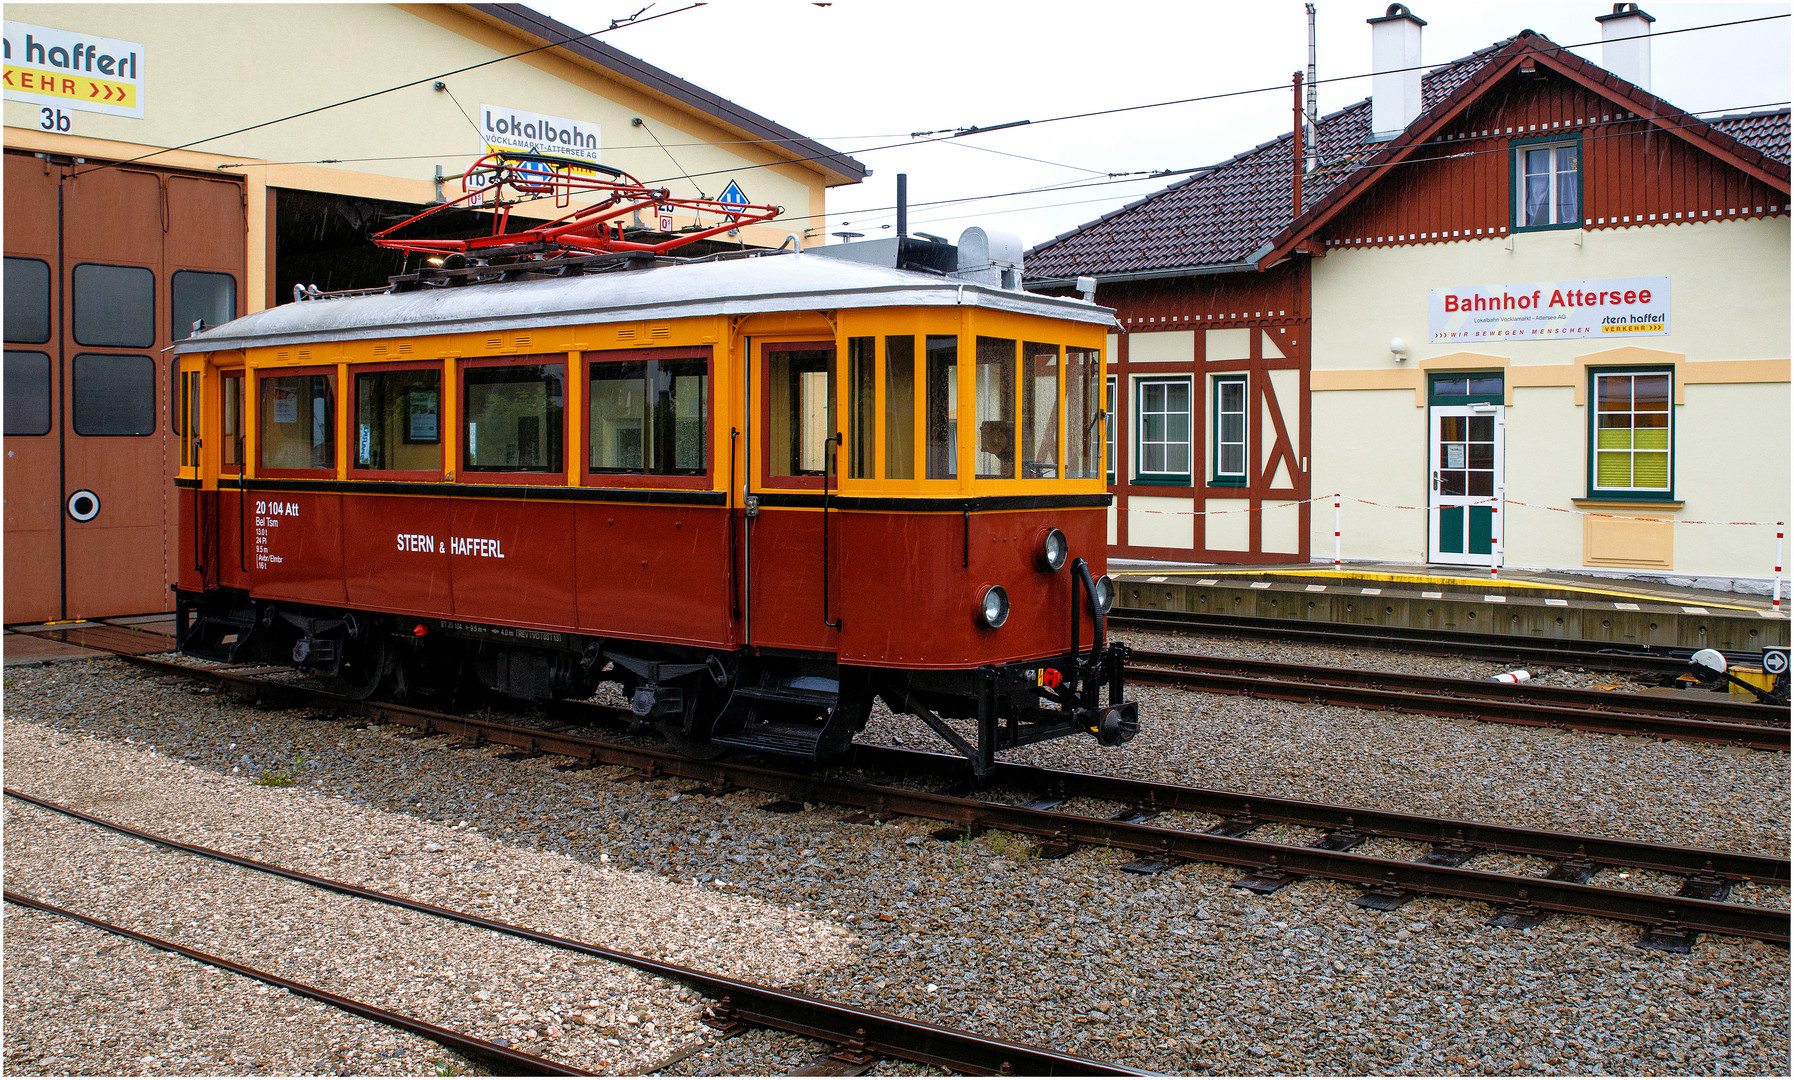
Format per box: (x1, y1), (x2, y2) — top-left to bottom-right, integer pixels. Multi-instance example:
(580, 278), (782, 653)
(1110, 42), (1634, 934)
(156, 10), (1790, 196)
(68, 1), (708, 178)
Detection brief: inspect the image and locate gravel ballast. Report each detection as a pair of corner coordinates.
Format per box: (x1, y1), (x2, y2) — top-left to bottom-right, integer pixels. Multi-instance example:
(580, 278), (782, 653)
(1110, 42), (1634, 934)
(3, 654), (1788, 1075)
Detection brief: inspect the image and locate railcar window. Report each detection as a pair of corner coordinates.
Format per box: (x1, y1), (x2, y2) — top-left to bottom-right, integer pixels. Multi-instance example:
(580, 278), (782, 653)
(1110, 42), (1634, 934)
(4, 258), (51, 344)
(72, 264), (155, 349)
(974, 337), (1016, 480)
(259, 372), (336, 471)
(768, 348), (834, 478)
(884, 336), (916, 480)
(221, 372), (244, 472)
(354, 367), (441, 473)
(589, 357), (706, 475)
(463, 363), (564, 473)
(1065, 348), (1103, 480)
(1023, 342), (1060, 479)
(924, 335), (957, 480)
(4, 352), (53, 436)
(180, 370), (201, 467)
(848, 337), (875, 479)
(171, 270), (237, 340)
(73, 354), (156, 436)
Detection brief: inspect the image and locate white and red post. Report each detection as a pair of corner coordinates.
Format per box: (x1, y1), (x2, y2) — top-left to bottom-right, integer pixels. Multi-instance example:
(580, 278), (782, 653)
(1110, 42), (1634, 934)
(1334, 494), (1342, 573)
(1775, 525), (1784, 613)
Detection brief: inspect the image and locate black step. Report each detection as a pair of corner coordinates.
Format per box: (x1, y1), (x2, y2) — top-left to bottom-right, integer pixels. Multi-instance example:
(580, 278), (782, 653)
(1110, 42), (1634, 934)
(731, 685), (839, 710)
(712, 722), (830, 756)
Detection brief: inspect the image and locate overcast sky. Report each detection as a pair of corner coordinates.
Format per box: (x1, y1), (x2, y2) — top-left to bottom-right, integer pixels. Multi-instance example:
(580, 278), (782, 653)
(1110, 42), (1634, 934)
(532, 0), (1790, 249)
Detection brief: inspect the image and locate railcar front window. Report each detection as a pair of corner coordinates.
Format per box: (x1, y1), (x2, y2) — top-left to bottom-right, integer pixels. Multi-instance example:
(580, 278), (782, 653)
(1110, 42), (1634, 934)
(354, 366), (441, 473)
(463, 363), (564, 473)
(975, 337), (1017, 480)
(589, 356), (707, 475)
(767, 347), (833, 478)
(848, 337), (875, 479)
(1023, 342), (1059, 479)
(1063, 347), (1101, 480)
(259, 372), (335, 471)
(884, 336), (916, 480)
(925, 335), (957, 480)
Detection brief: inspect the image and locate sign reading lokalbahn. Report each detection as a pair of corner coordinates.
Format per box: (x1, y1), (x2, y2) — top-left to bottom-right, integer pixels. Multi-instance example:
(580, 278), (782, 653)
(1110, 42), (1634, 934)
(1429, 276), (1670, 343)
(3, 21), (144, 119)
(481, 103), (600, 171)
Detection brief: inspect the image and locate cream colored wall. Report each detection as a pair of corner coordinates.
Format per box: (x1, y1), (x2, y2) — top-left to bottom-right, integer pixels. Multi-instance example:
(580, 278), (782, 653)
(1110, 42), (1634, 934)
(1309, 217), (1791, 580)
(5, 4), (833, 289)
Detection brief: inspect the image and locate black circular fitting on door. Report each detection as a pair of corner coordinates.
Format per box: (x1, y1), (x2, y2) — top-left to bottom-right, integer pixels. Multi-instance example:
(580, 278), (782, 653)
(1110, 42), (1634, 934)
(66, 489), (100, 522)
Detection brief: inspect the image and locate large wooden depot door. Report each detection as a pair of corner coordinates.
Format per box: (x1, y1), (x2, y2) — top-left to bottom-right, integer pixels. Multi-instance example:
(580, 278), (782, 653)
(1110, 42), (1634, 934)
(3, 152), (244, 622)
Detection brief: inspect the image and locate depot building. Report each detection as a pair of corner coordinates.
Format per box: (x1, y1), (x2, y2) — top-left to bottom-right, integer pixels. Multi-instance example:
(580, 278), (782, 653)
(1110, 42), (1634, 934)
(3, 3), (866, 624)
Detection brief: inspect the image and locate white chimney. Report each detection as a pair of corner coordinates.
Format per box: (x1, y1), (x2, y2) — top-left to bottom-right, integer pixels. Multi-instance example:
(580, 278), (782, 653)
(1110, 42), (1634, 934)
(1596, 3), (1654, 92)
(1368, 4), (1426, 141)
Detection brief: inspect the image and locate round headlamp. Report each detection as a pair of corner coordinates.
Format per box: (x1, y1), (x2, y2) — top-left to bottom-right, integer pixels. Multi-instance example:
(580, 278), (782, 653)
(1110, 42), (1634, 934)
(1091, 574), (1116, 616)
(977, 584), (1011, 629)
(1037, 527), (1069, 572)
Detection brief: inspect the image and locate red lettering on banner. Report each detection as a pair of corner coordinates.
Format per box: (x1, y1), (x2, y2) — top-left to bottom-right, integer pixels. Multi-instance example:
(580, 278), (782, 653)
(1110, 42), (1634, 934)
(1639, 289), (1651, 304)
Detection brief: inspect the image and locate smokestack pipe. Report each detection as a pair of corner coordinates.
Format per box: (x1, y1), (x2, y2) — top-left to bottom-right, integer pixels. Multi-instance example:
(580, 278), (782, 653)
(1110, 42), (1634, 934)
(1305, 3), (1319, 174)
(897, 173), (907, 238)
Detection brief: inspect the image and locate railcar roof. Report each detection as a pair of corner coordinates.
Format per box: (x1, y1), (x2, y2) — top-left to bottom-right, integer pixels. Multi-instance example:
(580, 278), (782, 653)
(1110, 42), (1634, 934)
(174, 254), (1118, 354)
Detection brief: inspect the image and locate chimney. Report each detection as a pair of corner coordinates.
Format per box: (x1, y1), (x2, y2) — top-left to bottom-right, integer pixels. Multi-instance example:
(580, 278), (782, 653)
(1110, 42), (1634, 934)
(1367, 3), (1425, 142)
(1596, 3), (1654, 92)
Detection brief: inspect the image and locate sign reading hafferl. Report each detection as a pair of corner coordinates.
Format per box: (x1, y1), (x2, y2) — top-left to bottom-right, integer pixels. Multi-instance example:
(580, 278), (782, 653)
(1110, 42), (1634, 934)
(3, 21), (145, 118)
(1429, 276), (1670, 343)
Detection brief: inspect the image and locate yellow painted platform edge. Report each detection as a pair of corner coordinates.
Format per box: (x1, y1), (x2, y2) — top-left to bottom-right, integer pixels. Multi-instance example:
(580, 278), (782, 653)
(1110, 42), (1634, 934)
(1108, 568), (1766, 612)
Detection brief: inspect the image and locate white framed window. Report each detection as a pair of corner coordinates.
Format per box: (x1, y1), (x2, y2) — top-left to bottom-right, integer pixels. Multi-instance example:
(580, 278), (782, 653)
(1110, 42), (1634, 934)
(1516, 139), (1581, 230)
(1135, 377), (1192, 483)
(1212, 374), (1247, 485)
(1105, 374), (1117, 482)
(1591, 368), (1672, 498)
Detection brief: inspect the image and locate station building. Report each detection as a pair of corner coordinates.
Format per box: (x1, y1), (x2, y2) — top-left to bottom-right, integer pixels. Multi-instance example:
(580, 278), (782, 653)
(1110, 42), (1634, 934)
(1026, 4), (1790, 589)
(3, 2), (865, 624)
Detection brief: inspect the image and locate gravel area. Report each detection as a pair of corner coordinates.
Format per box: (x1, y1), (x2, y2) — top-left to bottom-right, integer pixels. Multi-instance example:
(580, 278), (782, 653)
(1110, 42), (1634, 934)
(3, 655), (1789, 1075)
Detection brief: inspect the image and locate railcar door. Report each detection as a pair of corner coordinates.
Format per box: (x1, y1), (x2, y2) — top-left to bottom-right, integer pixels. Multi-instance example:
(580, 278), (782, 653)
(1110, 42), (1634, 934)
(1, 152), (243, 622)
(743, 339), (843, 652)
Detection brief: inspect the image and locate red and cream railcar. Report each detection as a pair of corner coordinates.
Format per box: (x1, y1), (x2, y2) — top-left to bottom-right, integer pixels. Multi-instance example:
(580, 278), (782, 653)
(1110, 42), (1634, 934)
(172, 250), (1136, 775)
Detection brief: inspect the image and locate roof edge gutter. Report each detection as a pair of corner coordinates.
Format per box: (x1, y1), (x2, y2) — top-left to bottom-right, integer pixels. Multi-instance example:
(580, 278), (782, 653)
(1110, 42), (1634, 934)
(1027, 259), (1262, 289)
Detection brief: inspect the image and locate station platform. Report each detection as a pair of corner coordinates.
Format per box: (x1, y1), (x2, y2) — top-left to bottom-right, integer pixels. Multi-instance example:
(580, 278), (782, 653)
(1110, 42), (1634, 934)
(1109, 561), (1788, 653)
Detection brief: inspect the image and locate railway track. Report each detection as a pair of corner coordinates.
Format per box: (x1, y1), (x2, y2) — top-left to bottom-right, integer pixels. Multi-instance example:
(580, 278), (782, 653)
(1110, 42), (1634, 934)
(106, 652), (1791, 953)
(5, 789), (1144, 1077)
(1110, 608), (1780, 677)
(1123, 651), (1790, 752)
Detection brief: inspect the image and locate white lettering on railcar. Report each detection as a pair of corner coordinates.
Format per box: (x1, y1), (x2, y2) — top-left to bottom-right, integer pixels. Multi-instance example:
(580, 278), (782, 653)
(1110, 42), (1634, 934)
(449, 536), (506, 559)
(251, 499), (298, 569)
(396, 533), (437, 553)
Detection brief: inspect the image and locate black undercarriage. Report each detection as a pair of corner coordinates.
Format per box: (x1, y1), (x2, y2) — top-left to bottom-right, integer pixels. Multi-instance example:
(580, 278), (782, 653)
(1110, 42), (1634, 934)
(176, 589), (1138, 777)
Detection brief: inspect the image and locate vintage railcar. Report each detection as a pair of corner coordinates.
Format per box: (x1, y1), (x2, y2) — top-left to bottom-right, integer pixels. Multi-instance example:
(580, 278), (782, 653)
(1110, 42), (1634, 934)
(171, 177), (1135, 776)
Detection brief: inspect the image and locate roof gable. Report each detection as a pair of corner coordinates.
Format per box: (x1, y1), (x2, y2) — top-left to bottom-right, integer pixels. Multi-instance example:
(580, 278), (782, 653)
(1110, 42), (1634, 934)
(1027, 31), (1789, 283)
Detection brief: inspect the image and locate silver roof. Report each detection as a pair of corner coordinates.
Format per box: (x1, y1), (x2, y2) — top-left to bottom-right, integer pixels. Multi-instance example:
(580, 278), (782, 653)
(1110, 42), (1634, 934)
(174, 253), (1118, 355)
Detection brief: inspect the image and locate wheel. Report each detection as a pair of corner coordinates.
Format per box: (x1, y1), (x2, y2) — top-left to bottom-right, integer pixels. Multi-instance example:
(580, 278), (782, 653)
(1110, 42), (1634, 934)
(656, 680), (732, 760)
(332, 633), (391, 700)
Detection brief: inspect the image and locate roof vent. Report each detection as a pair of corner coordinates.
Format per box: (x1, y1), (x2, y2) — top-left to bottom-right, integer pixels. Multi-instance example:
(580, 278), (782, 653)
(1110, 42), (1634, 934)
(952, 227), (1023, 290)
(1367, 3), (1426, 142)
(1596, 3), (1654, 92)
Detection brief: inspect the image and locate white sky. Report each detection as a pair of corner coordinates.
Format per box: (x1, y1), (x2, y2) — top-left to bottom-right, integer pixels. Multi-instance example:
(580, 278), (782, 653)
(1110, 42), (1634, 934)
(531, 0), (1791, 249)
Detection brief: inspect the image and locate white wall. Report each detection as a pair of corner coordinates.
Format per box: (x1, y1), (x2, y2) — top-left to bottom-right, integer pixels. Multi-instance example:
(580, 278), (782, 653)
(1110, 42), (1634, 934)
(1309, 217), (1791, 581)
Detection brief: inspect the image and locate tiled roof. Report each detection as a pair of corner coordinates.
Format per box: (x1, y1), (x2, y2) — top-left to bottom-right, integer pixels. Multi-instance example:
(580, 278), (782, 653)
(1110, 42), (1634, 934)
(1027, 33), (1790, 281)
(1710, 109), (1791, 165)
(1025, 40), (1509, 280)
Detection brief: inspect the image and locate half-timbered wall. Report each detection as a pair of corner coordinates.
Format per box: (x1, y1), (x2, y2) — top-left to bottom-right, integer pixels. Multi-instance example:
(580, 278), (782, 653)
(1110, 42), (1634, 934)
(1320, 69), (1787, 252)
(1099, 261), (1311, 564)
